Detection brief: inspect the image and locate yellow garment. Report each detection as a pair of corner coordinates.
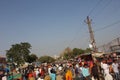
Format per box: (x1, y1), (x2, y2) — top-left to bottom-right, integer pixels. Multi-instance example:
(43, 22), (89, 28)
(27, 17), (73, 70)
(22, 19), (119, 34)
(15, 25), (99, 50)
(65, 70), (73, 80)
(44, 75), (51, 80)
(28, 77), (35, 80)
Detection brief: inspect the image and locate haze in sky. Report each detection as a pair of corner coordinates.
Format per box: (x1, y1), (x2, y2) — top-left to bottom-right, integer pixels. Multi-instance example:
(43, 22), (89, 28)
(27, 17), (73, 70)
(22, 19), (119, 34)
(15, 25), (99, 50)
(0, 0), (120, 57)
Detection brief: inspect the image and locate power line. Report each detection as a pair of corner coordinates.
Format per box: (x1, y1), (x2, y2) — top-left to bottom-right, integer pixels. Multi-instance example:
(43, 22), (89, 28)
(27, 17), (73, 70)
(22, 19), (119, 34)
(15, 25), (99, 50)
(88, 0), (103, 16)
(84, 20), (120, 37)
(66, 20), (88, 47)
(95, 20), (120, 32)
(67, 27), (85, 47)
(67, 0), (116, 49)
(93, 0), (113, 19)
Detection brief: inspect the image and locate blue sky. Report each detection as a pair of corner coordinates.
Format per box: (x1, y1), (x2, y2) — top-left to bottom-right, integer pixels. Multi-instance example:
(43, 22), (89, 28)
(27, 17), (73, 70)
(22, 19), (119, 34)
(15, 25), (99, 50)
(0, 0), (120, 57)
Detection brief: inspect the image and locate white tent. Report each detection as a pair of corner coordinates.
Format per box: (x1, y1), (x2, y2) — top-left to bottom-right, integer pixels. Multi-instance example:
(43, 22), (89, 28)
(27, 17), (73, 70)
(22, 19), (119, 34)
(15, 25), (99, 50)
(92, 52), (105, 57)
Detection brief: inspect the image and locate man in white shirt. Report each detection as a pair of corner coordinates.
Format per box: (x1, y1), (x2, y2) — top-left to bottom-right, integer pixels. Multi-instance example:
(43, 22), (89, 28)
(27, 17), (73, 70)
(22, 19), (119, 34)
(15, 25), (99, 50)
(102, 61), (109, 75)
(102, 60), (113, 80)
(112, 60), (119, 80)
(100, 60), (104, 74)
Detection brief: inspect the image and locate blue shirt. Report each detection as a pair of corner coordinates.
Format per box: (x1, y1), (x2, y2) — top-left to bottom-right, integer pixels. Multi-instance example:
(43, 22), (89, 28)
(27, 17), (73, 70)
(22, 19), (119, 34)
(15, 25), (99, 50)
(50, 73), (56, 80)
(81, 67), (90, 77)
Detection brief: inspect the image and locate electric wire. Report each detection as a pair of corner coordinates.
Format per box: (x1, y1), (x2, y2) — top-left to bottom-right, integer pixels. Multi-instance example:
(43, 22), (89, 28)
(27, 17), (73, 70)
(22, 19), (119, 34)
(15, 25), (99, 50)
(94, 20), (120, 32)
(88, 0), (103, 16)
(67, 25), (87, 47)
(69, 0), (112, 48)
(63, 0), (118, 51)
(93, 0), (113, 19)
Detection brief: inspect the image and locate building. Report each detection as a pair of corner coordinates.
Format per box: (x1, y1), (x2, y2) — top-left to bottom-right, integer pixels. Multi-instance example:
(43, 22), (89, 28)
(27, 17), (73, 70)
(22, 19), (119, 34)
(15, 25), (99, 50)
(0, 56), (6, 64)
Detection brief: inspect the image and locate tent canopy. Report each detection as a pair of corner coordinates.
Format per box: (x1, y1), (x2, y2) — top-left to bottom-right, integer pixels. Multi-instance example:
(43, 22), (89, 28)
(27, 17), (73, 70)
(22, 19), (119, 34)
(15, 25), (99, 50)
(92, 52), (104, 57)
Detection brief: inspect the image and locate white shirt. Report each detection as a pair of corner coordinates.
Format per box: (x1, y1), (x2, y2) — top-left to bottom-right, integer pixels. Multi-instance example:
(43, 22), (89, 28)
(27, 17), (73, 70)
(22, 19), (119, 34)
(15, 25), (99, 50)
(105, 74), (113, 80)
(48, 67), (52, 74)
(112, 63), (119, 73)
(58, 66), (62, 71)
(2, 76), (7, 80)
(101, 62), (104, 68)
(37, 78), (44, 80)
(102, 63), (109, 75)
(35, 70), (39, 77)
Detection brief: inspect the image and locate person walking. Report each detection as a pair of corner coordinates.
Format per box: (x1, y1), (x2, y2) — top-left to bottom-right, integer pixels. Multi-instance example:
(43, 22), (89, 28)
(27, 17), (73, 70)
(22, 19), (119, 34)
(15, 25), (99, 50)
(50, 68), (56, 80)
(81, 64), (91, 80)
(65, 68), (73, 80)
(74, 64), (84, 80)
(102, 60), (113, 80)
(28, 70), (35, 80)
(91, 63), (99, 80)
(112, 60), (120, 80)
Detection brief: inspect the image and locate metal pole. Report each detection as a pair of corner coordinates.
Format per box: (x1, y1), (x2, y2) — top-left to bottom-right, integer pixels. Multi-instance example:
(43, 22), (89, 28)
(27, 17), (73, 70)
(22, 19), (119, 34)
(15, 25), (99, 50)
(85, 16), (97, 53)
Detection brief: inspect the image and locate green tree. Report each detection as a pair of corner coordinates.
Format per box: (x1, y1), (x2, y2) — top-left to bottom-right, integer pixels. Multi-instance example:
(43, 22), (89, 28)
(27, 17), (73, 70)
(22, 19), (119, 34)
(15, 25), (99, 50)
(61, 47), (73, 60)
(72, 48), (84, 57)
(6, 42), (31, 65)
(84, 48), (92, 53)
(62, 52), (74, 60)
(20, 42), (31, 61)
(38, 56), (55, 63)
(60, 47), (92, 60)
(26, 54), (38, 63)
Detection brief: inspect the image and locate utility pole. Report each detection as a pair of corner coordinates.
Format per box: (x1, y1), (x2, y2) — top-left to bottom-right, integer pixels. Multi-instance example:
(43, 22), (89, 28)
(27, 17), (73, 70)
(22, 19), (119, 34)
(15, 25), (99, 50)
(85, 16), (97, 53)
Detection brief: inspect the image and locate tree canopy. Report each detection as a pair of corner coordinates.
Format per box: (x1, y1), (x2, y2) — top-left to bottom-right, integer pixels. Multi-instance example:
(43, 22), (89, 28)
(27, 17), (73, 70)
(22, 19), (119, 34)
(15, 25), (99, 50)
(6, 42), (92, 65)
(6, 42), (31, 65)
(26, 54), (38, 63)
(38, 56), (55, 63)
(62, 47), (92, 60)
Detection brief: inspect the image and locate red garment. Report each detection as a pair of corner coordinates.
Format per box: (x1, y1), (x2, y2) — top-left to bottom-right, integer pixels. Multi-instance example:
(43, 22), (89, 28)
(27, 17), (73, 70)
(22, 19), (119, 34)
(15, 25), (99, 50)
(89, 61), (93, 68)
(28, 73), (33, 77)
(40, 69), (45, 76)
(33, 72), (36, 78)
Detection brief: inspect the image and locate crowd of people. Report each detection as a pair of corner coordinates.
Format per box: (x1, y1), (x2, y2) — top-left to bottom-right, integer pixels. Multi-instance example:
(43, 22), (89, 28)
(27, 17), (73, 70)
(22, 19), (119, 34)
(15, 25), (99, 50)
(99, 54), (120, 80)
(0, 53), (120, 80)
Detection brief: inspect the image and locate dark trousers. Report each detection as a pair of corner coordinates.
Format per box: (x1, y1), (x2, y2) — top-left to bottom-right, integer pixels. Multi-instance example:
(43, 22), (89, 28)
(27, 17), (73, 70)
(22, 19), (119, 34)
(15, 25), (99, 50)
(114, 72), (120, 80)
(84, 76), (91, 80)
(93, 75), (99, 80)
